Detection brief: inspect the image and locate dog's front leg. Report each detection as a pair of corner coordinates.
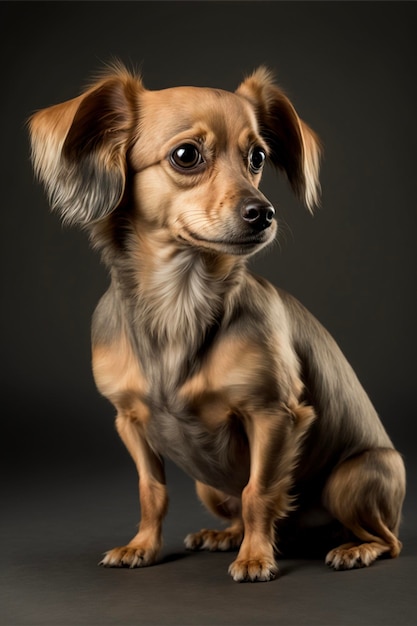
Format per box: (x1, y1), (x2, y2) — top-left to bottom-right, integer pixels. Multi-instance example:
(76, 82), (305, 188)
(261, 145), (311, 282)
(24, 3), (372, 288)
(100, 411), (168, 568)
(229, 402), (315, 582)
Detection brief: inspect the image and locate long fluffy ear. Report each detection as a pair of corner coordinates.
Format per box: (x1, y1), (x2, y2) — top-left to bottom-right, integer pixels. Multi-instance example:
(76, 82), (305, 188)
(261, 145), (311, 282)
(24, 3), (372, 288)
(29, 67), (141, 227)
(236, 67), (321, 212)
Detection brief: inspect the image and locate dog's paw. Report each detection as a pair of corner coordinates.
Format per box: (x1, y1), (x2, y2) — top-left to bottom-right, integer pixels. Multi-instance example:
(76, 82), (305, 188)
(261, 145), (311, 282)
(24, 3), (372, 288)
(99, 544), (157, 569)
(184, 528), (243, 552)
(228, 557), (279, 582)
(325, 542), (387, 570)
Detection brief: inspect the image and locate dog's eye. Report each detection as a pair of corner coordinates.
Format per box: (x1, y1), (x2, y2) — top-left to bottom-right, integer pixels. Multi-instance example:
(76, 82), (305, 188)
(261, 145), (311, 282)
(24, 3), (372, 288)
(170, 144), (204, 171)
(249, 147), (266, 174)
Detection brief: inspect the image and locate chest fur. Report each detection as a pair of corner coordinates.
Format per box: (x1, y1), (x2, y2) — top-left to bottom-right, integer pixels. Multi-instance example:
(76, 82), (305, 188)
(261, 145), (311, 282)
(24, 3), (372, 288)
(92, 275), (302, 494)
(93, 324), (292, 493)
(138, 337), (265, 493)
(145, 391), (250, 494)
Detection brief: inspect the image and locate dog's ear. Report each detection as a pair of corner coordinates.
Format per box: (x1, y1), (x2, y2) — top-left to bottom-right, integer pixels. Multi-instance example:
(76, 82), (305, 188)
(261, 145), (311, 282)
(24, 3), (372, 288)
(29, 67), (142, 227)
(236, 67), (321, 212)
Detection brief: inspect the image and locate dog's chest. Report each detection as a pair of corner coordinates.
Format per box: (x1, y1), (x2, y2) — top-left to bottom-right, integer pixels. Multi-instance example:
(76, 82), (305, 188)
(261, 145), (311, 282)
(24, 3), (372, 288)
(147, 398), (249, 495)
(143, 351), (250, 495)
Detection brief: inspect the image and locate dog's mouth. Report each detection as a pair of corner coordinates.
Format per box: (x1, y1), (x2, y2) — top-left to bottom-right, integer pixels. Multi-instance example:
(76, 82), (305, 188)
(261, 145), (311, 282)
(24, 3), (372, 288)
(178, 225), (275, 255)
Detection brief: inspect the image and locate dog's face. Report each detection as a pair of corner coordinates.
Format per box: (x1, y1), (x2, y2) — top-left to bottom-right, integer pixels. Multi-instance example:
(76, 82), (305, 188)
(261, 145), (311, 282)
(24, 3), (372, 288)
(130, 87), (275, 256)
(29, 66), (321, 258)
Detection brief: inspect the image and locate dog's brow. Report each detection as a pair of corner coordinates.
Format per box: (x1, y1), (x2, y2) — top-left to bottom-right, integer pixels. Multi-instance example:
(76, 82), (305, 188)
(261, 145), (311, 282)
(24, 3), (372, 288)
(133, 159), (164, 174)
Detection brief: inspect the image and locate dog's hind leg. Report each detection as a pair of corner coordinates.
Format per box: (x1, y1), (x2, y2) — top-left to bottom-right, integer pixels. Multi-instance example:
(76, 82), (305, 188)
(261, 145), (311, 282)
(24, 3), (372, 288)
(184, 482), (243, 551)
(323, 447), (406, 570)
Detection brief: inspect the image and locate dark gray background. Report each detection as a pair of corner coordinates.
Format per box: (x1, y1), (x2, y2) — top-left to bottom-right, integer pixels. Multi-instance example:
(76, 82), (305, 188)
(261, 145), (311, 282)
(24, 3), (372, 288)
(1, 2), (416, 625)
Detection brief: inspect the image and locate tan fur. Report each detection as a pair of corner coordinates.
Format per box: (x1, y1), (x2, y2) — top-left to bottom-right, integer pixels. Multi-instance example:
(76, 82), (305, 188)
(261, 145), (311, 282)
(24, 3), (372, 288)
(92, 337), (148, 411)
(185, 482), (244, 551)
(29, 65), (405, 582)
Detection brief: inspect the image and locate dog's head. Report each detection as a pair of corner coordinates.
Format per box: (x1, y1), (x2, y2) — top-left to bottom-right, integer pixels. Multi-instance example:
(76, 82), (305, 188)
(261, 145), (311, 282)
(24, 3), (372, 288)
(29, 66), (321, 257)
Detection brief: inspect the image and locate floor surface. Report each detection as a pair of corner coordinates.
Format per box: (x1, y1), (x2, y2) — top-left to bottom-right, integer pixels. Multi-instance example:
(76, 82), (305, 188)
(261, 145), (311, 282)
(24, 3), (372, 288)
(2, 461), (416, 626)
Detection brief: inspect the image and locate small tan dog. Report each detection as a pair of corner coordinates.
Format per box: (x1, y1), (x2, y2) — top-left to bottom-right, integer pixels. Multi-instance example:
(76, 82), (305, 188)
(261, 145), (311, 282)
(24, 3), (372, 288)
(29, 66), (405, 582)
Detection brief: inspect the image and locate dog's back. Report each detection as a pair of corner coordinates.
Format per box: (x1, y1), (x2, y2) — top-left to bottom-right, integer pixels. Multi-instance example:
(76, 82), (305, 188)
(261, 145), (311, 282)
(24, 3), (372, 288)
(280, 288), (393, 471)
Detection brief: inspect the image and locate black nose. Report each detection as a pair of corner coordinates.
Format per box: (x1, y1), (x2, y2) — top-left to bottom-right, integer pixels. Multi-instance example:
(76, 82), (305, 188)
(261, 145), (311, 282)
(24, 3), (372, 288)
(241, 201), (275, 231)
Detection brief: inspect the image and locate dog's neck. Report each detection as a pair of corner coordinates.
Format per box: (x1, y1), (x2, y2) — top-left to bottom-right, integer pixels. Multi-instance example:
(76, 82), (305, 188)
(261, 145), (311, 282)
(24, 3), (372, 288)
(100, 224), (245, 349)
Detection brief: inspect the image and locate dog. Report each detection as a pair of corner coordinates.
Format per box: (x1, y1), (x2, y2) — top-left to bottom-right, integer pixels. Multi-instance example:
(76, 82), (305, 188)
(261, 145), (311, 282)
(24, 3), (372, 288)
(29, 65), (406, 582)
